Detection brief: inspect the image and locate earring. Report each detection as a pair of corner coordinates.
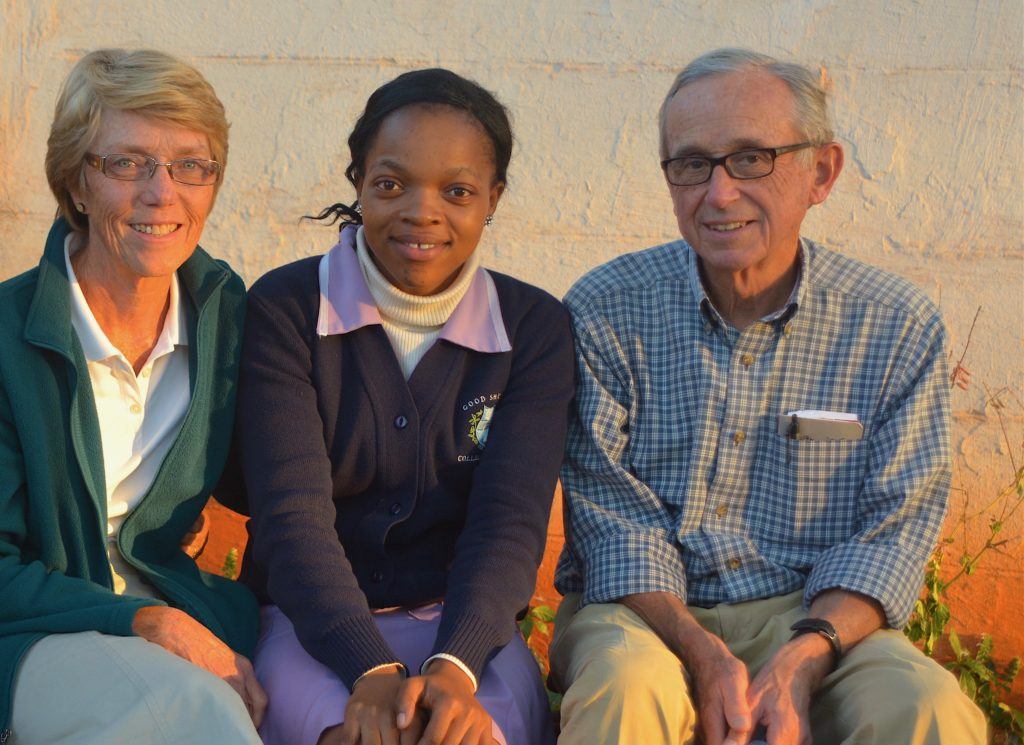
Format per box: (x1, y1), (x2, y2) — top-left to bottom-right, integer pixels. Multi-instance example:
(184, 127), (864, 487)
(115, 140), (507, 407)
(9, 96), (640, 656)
(484, 215), (494, 227)
(354, 202), (363, 215)
(76, 202), (87, 213)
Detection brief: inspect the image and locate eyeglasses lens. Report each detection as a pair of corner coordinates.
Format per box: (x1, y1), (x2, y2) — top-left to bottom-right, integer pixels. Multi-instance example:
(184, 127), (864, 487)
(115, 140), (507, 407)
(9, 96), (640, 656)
(170, 159), (220, 185)
(101, 154), (219, 185)
(726, 150), (774, 179)
(666, 149), (776, 186)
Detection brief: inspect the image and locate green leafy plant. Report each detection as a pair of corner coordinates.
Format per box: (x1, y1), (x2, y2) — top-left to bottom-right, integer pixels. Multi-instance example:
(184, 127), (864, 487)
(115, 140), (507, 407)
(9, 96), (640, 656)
(519, 605), (563, 712)
(221, 546), (239, 580)
(905, 312), (1023, 742)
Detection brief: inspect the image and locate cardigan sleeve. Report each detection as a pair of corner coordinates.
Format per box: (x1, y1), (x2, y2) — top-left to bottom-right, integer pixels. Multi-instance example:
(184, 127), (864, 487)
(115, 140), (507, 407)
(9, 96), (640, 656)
(429, 292), (575, 679)
(0, 374), (162, 640)
(237, 280), (403, 690)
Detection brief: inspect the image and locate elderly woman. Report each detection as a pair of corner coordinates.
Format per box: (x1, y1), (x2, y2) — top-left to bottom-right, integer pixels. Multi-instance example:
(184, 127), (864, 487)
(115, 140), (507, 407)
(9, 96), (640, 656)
(0, 49), (263, 743)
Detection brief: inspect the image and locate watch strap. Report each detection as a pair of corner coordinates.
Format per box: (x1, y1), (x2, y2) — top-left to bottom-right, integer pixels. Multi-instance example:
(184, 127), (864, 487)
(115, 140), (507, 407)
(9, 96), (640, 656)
(789, 617), (842, 669)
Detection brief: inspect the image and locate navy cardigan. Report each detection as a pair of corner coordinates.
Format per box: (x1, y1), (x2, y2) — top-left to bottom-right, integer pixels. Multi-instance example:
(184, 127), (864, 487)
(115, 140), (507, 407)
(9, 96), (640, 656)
(237, 255), (574, 688)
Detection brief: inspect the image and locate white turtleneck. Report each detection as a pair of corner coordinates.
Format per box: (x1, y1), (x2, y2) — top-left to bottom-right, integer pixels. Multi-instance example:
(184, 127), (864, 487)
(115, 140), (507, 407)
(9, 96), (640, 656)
(356, 227), (480, 379)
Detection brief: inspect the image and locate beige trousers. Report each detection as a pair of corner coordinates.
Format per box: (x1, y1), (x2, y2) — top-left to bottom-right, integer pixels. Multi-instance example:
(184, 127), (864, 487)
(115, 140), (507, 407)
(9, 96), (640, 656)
(550, 591), (987, 745)
(9, 631), (261, 744)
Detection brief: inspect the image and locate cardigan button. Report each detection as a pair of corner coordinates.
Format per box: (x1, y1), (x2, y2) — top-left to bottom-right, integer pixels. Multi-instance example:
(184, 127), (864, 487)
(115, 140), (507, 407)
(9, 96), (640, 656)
(388, 502), (402, 515)
(371, 570), (384, 583)
(394, 415), (408, 429)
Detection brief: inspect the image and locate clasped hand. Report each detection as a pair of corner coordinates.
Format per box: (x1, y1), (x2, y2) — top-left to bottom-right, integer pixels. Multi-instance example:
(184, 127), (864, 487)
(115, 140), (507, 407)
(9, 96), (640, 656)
(689, 632), (832, 745)
(322, 658), (495, 745)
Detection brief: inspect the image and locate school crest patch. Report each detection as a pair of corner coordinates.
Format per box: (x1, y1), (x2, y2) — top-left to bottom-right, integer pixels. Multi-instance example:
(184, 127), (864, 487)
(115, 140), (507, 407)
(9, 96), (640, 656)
(467, 405), (495, 449)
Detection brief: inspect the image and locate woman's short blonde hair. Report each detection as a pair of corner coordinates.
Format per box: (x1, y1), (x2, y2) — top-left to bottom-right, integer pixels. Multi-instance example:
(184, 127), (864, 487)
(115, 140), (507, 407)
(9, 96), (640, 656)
(45, 48), (229, 232)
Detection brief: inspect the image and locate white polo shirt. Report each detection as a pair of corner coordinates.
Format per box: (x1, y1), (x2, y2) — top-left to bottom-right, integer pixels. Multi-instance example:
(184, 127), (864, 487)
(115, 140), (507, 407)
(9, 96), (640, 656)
(65, 238), (191, 598)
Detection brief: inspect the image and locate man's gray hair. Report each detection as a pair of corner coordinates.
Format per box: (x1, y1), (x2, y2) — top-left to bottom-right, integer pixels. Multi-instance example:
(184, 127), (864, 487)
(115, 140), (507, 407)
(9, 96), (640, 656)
(658, 48), (834, 157)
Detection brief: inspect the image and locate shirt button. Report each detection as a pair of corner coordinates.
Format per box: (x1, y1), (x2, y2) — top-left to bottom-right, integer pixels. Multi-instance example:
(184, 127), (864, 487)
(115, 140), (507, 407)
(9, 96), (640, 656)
(729, 558), (742, 570)
(130, 403), (142, 415)
(388, 502), (402, 516)
(741, 353), (754, 367)
(371, 570), (384, 583)
(141, 368), (151, 378)
(783, 323), (793, 337)
(715, 504), (728, 518)
(732, 430), (746, 445)
(394, 415), (408, 429)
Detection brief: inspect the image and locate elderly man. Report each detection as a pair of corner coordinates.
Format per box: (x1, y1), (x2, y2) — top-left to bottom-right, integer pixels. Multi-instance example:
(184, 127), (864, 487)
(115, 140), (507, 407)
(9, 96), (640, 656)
(550, 48), (986, 745)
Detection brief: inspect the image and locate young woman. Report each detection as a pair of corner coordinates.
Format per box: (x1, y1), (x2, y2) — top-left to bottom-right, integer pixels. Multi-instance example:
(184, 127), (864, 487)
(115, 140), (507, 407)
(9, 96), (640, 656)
(238, 69), (573, 745)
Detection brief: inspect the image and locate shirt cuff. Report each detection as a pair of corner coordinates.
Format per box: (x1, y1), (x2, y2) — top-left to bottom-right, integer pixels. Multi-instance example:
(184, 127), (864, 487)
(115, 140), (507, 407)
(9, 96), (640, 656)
(353, 662), (408, 688)
(581, 531), (688, 606)
(421, 653), (478, 692)
(805, 541), (926, 628)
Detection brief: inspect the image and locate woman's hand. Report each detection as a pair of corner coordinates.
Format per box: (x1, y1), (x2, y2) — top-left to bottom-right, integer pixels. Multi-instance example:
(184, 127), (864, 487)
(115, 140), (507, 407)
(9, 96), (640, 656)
(131, 605), (267, 726)
(395, 658), (494, 745)
(321, 666), (426, 745)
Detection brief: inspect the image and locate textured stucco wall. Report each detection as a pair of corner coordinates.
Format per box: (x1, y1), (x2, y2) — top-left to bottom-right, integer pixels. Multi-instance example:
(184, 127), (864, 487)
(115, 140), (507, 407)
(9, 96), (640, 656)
(3, 0), (1022, 685)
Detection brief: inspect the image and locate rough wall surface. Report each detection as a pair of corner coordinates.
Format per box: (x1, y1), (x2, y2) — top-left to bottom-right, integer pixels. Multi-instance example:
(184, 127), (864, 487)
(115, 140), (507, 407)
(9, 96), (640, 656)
(3, 0), (1022, 694)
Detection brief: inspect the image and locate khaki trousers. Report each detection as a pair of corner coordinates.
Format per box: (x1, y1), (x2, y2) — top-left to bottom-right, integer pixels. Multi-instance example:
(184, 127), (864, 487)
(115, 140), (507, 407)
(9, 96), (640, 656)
(9, 631), (261, 744)
(550, 591), (987, 745)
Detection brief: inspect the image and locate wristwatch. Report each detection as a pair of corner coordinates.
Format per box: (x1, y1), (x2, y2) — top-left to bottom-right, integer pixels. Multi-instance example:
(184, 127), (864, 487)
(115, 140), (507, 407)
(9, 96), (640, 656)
(789, 617), (843, 670)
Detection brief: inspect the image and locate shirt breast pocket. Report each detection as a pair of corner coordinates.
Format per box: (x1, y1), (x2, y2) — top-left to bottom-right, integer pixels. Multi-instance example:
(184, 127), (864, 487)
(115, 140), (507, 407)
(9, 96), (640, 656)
(754, 430), (869, 547)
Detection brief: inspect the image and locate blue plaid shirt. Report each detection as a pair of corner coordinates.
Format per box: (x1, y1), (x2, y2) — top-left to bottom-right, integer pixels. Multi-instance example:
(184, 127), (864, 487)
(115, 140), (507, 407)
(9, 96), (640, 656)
(555, 238), (950, 628)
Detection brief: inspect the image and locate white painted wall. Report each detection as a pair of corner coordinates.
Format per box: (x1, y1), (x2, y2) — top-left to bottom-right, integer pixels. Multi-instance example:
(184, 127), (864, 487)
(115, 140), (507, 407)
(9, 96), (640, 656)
(2, 0), (1022, 649)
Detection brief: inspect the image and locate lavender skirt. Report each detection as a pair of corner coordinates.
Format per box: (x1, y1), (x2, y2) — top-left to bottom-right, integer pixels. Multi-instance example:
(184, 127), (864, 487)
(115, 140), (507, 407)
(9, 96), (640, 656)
(254, 605), (556, 745)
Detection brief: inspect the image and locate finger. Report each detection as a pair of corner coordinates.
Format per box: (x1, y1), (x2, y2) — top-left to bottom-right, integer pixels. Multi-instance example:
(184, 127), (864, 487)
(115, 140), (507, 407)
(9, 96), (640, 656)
(438, 711), (470, 745)
(360, 717), (383, 745)
(378, 708), (401, 745)
(700, 699), (726, 745)
(220, 672), (250, 714)
(475, 716), (495, 745)
(763, 705), (803, 745)
(380, 719), (399, 745)
(765, 719), (794, 745)
(395, 678), (425, 729)
(418, 703), (455, 745)
(400, 711), (427, 745)
(244, 669), (268, 728)
(317, 724), (343, 745)
(337, 716), (361, 745)
(464, 720), (491, 745)
(722, 689), (753, 745)
(795, 707), (813, 745)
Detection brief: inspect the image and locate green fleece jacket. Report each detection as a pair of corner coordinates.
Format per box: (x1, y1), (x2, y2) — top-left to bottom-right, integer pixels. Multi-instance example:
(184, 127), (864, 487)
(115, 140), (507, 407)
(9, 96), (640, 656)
(0, 219), (258, 734)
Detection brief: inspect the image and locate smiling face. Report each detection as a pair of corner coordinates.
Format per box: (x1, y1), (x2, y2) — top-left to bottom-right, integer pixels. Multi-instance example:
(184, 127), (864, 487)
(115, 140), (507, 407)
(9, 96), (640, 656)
(356, 104), (504, 296)
(662, 70), (841, 285)
(71, 108), (216, 283)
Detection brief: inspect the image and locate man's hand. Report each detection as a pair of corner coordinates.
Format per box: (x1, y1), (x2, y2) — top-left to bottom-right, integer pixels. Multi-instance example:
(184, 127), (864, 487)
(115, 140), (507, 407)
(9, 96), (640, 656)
(686, 634), (753, 745)
(180, 511), (210, 559)
(747, 589), (887, 744)
(395, 658), (495, 745)
(131, 605), (266, 727)
(620, 592), (752, 745)
(746, 633), (832, 745)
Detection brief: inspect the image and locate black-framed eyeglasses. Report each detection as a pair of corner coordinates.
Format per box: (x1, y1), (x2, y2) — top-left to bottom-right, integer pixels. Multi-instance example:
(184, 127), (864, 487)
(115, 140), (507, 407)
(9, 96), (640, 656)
(85, 152), (222, 186)
(661, 142), (813, 186)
